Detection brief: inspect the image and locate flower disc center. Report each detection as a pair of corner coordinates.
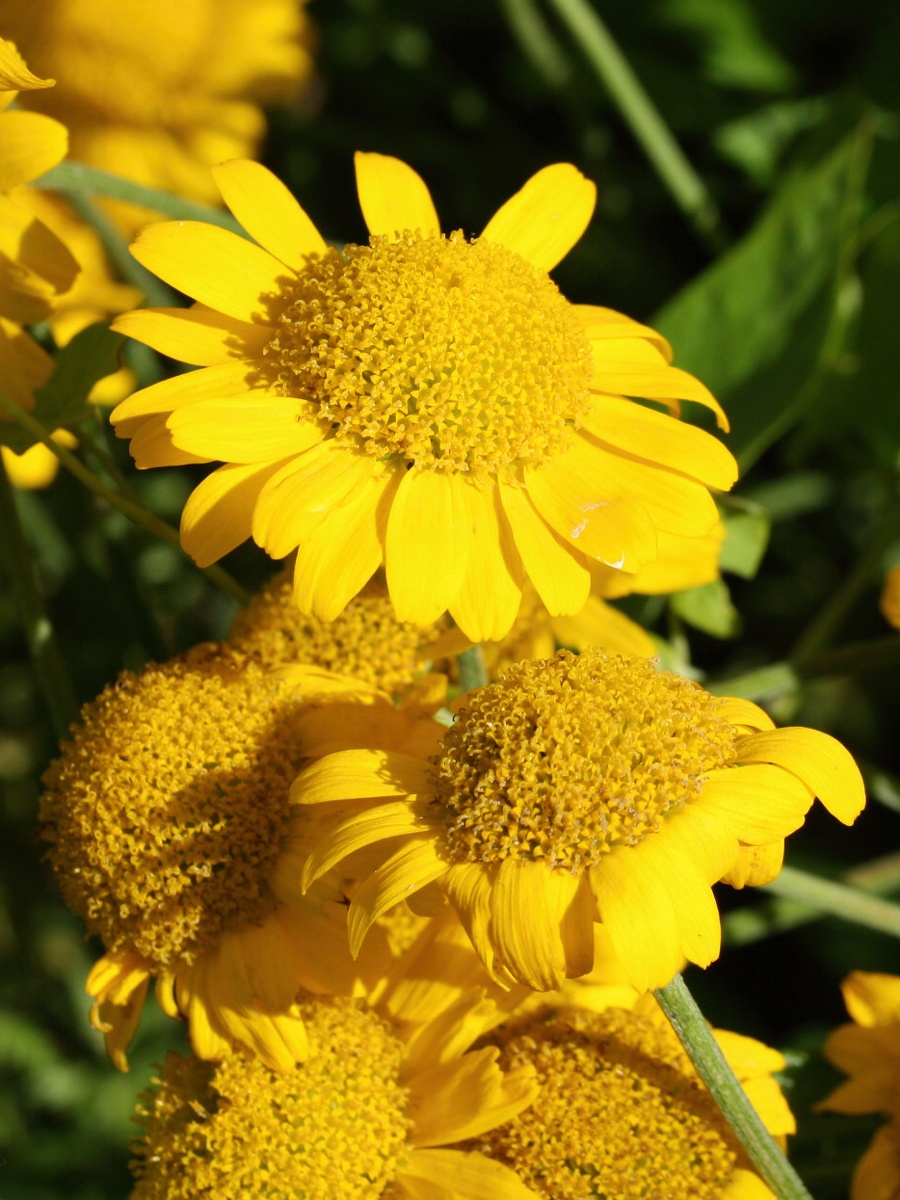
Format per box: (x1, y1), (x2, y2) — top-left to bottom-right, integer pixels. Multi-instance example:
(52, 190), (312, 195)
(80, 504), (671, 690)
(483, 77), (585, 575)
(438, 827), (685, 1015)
(267, 231), (594, 475)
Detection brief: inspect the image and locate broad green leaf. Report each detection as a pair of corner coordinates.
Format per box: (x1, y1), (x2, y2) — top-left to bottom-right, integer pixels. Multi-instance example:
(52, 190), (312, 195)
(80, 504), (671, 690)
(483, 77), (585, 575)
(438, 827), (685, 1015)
(719, 499), (770, 578)
(0, 321), (124, 452)
(671, 578), (741, 637)
(655, 120), (872, 470)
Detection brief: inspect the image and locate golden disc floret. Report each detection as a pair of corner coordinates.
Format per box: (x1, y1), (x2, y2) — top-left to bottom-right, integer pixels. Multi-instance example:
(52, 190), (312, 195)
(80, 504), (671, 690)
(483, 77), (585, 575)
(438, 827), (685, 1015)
(266, 230), (594, 475)
(40, 646), (313, 968)
(473, 1007), (751, 1200)
(228, 568), (449, 692)
(433, 649), (737, 870)
(130, 999), (411, 1199)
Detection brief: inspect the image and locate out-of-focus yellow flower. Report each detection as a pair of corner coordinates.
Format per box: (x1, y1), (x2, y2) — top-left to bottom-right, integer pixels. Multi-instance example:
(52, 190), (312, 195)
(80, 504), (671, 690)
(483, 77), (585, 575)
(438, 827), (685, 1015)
(880, 566), (900, 630)
(3, 0), (314, 227)
(1, 427), (76, 488)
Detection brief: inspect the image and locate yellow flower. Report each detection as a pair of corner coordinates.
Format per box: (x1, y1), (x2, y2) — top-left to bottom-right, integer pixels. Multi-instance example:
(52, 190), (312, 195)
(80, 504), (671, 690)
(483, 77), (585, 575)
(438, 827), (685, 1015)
(3, 0), (313, 226)
(227, 563), (451, 699)
(129, 960), (539, 1199)
(1, 427), (76, 488)
(38, 644), (429, 1072)
(111, 153), (737, 642)
(880, 566), (900, 630)
(293, 647), (865, 992)
(469, 995), (795, 1200)
(0, 36), (77, 403)
(819, 972), (900, 1200)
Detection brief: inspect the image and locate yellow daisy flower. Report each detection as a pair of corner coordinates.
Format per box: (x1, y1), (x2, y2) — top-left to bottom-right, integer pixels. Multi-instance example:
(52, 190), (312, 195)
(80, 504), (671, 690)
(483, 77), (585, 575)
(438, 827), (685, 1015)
(129, 964), (539, 1198)
(819, 972), (900, 1200)
(292, 646), (865, 993)
(38, 644), (424, 1072)
(227, 563), (451, 699)
(3, 0), (313, 226)
(111, 153), (738, 642)
(469, 994), (795, 1200)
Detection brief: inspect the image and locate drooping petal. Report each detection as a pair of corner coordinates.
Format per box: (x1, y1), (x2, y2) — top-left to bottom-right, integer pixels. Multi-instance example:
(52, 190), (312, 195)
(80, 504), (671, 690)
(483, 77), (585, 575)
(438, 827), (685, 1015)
(490, 859), (581, 991)
(167, 395), (323, 463)
(299, 799), (433, 890)
(498, 479), (591, 616)
(111, 361), (258, 431)
(386, 467), (468, 625)
(408, 1049), (539, 1145)
(449, 480), (523, 642)
(292, 466), (401, 621)
(348, 839), (447, 956)
(582, 393), (738, 490)
(443, 863), (503, 984)
(700, 764), (813, 846)
(212, 159), (328, 269)
(590, 362), (729, 431)
(736, 728), (865, 825)
(574, 303), (672, 360)
(130, 221), (290, 323)
(720, 841), (784, 889)
(113, 304), (272, 366)
(180, 459), (289, 565)
(355, 151), (440, 239)
(481, 163), (596, 272)
(551, 595), (656, 657)
(291, 748), (435, 805)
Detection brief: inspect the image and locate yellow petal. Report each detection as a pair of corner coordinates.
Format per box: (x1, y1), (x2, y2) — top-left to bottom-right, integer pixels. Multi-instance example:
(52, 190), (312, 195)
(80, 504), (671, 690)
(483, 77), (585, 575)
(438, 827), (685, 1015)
(449, 480), (522, 642)
(716, 697), (775, 733)
(720, 842), (784, 889)
(722, 1168), (775, 1200)
(590, 846), (684, 992)
(481, 163), (596, 272)
(386, 468), (468, 625)
(408, 1050), (538, 1145)
(879, 565), (900, 629)
(348, 839), (447, 956)
(640, 829), (722, 968)
(582, 394), (738, 490)
(551, 595), (656, 657)
(181, 459), (289, 566)
(736, 728), (865, 825)
(574, 303), (673, 360)
(526, 437), (658, 569)
(125, 416), (209, 469)
(700, 764), (813, 845)
(291, 748), (435, 806)
(167, 396), (323, 463)
(490, 859), (579, 991)
(130, 221), (290, 323)
(399, 1149), (540, 1200)
(843, 971), (900, 1027)
(112, 361), (257, 428)
(0, 111), (67, 189)
(113, 305), (272, 366)
(498, 479), (591, 616)
(355, 151), (440, 239)
(212, 159), (328, 269)
(292, 467), (401, 621)
(613, 523), (725, 596)
(0, 37), (54, 90)
(591, 363), (729, 430)
(252, 442), (374, 560)
(300, 799), (433, 890)
(443, 863), (501, 983)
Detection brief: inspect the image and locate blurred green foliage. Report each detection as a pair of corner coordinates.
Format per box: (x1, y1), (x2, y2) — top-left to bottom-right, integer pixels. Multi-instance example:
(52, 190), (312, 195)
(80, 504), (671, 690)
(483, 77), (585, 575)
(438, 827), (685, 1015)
(3, 0), (900, 1195)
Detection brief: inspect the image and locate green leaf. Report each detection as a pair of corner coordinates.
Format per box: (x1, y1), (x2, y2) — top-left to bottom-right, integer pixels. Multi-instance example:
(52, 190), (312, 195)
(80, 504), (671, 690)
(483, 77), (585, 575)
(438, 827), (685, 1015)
(671, 578), (741, 637)
(0, 321), (124, 452)
(719, 499), (770, 578)
(654, 117), (872, 470)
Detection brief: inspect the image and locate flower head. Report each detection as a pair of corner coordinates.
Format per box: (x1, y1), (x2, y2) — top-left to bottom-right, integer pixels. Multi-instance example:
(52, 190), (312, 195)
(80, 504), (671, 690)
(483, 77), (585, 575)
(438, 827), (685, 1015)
(40, 644), (408, 1071)
(112, 153), (737, 641)
(293, 647), (865, 992)
(469, 996), (795, 1200)
(3, 0), (313, 225)
(129, 959), (540, 1199)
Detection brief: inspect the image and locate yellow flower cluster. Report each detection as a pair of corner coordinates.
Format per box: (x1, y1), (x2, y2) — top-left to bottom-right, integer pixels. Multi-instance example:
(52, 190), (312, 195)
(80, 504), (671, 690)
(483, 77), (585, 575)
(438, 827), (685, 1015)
(0, 18), (875, 1196)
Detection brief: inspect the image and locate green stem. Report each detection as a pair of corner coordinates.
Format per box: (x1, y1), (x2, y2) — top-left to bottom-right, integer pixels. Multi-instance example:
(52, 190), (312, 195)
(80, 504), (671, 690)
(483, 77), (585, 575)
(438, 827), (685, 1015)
(499, 0), (572, 89)
(789, 504), (900, 667)
(0, 456), (79, 741)
(723, 852), (900, 947)
(36, 161), (244, 234)
(761, 864), (900, 940)
(457, 646), (489, 692)
(0, 396), (249, 605)
(655, 975), (813, 1200)
(58, 189), (175, 309)
(544, 0), (725, 250)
